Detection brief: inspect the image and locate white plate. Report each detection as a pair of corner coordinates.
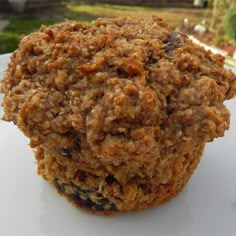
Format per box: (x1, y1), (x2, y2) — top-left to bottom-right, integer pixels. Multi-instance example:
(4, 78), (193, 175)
(0, 53), (236, 236)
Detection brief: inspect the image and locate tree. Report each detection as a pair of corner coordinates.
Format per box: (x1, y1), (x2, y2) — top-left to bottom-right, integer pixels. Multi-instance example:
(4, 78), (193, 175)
(230, 0), (236, 8)
(224, 4), (236, 42)
(209, 0), (218, 31)
(209, 0), (235, 32)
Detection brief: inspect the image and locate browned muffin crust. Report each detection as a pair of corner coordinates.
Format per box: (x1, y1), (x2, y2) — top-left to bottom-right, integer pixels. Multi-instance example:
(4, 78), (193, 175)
(1, 17), (236, 215)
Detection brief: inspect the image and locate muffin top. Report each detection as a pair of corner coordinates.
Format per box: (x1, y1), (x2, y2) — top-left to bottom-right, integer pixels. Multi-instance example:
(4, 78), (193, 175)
(1, 17), (236, 166)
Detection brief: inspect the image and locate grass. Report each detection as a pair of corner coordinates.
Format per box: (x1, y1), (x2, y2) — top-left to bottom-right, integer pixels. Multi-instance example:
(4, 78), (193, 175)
(0, 3), (212, 54)
(0, 16), (55, 54)
(65, 3), (211, 27)
(4, 16), (55, 35)
(0, 32), (19, 53)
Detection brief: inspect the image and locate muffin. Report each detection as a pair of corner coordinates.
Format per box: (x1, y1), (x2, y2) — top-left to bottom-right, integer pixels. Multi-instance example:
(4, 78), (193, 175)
(1, 17), (236, 215)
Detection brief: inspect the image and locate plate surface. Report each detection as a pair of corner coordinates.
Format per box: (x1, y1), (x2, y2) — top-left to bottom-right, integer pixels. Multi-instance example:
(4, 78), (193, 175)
(0, 53), (236, 236)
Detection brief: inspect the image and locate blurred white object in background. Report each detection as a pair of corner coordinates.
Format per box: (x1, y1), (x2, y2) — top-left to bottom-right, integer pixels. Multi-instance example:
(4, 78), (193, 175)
(233, 50), (236, 61)
(194, 0), (208, 8)
(184, 18), (189, 26)
(193, 24), (207, 34)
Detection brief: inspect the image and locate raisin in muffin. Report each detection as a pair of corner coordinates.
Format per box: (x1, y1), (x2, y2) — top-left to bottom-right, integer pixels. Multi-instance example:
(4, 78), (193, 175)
(1, 17), (236, 215)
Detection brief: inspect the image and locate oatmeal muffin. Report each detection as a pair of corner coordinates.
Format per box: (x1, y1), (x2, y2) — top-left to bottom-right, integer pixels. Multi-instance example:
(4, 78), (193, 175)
(1, 17), (236, 215)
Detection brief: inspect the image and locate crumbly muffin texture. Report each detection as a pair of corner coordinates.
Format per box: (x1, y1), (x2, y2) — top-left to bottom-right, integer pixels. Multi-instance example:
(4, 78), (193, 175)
(1, 17), (236, 215)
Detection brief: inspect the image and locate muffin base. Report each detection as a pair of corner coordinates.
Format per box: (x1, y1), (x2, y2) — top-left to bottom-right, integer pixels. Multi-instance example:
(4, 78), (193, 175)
(35, 144), (204, 216)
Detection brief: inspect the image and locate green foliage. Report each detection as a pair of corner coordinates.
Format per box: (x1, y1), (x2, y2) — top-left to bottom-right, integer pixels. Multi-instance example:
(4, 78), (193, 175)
(4, 16), (55, 35)
(224, 6), (236, 43)
(0, 17), (55, 54)
(0, 32), (19, 54)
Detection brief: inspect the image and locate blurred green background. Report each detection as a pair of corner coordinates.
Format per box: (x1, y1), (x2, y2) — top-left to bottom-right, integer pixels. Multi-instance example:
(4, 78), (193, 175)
(0, 0), (235, 60)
